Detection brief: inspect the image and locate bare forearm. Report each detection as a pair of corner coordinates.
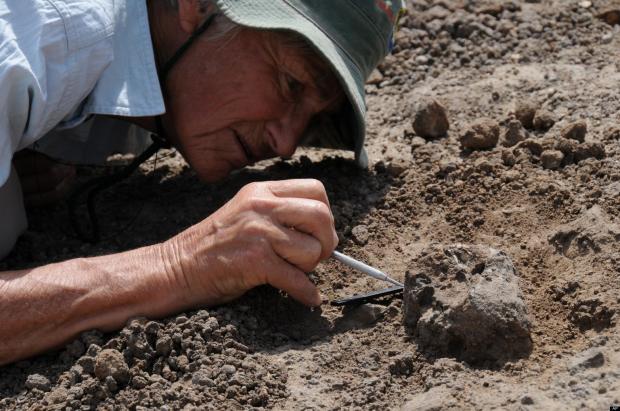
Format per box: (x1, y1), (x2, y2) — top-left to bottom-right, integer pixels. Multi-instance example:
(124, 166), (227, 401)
(0, 244), (185, 365)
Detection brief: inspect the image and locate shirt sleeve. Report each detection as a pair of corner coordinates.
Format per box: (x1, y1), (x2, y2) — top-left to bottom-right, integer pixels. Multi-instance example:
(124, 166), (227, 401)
(0, 2), (68, 187)
(0, 0), (115, 187)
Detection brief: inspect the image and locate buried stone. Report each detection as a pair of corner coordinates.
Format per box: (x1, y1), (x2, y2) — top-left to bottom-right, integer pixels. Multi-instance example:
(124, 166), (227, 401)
(403, 244), (532, 363)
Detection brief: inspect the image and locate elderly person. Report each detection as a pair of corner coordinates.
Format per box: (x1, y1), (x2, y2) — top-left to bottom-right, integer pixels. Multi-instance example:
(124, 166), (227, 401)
(0, 0), (404, 364)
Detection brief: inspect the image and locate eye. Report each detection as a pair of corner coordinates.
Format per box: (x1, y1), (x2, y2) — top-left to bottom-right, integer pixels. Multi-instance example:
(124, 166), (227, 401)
(282, 73), (304, 99)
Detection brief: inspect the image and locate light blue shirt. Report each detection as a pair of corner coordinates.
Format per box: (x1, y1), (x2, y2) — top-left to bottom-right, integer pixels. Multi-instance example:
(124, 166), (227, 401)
(0, 0), (165, 187)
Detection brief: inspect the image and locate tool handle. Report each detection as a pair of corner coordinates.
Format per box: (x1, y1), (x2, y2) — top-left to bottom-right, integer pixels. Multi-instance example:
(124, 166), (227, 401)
(332, 251), (388, 281)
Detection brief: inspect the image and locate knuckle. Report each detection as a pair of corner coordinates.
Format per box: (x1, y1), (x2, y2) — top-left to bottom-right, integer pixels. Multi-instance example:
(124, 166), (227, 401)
(240, 181), (262, 196)
(310, 201), (332, 224)
(246, 195), (277, 214)
(241, 219), (270, 237)
(307, 179), (325, 194)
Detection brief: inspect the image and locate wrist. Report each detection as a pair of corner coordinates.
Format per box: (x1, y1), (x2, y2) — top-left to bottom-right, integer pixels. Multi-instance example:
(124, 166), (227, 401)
(155, 238), (195, 310)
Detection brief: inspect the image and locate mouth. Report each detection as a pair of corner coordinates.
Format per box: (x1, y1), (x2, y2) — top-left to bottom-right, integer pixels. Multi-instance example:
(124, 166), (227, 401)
(232, 129), (256, 165)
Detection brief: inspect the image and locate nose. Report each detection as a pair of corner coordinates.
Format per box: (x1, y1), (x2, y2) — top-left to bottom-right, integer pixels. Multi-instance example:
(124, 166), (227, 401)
(264, 105), (312, 159)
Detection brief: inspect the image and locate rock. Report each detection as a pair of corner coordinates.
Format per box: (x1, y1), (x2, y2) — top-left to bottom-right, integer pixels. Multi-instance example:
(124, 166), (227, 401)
(501, 119), (528, 147)
(410, 136), (427, 149)
(548, 205), (620, 258)
(554, 137), (579, 163)
(514, 100), (538, 129)
(532, 110), (556, 131)
(65, 340), (86, 358)
(131, 375), (148, 389)
(25, 374), (51, 392)
(574, 142), (605, 162)
(598, 7), (620, 25)
(514, 139), (544, 156)
(401, 386), (458, 411)
(386, 158), (411, 177)
(144, 321), (161, 335)
(126, 331), (154, 360)
(351, 225), (370, 246)
(403, 244), (532, 363)
(541, 150), (564, 170)
(568, 348), (605, 373)
(105, 375), (118, 392)
(94, 349), (130, 385)
(459, 118), (500, 150)
(501, 149), (516, 166)
(77, 355), (96, 375)
(80, 330), (104, 348)
(412, 98), (450, 139)
(520, 395), (535, 405)
(192, 370), (215, 387)
(367, 69), (383, 85)
(388, 353), (416, 376)
(155, 335), (173, 356)
(221, 364), (237, 376)
(561, 121), (587, 142)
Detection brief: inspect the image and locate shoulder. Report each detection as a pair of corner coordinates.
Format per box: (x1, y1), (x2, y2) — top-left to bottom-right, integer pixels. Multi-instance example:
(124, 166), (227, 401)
(47, 0), (115, 51)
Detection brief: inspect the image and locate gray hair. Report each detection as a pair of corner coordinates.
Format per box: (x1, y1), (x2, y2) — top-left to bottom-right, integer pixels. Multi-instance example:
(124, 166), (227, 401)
(165, 0), (242, 42)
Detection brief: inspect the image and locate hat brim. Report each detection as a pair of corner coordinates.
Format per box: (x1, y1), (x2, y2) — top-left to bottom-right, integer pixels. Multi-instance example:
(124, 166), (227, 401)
(215, 0), (368, 168)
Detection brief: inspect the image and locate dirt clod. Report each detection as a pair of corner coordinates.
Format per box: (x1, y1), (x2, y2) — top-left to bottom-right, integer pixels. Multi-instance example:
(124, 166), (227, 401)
(533, 109), (556, 131)
(94, 349), (130, 385)
(351, 225), (370, 245)
(541, 150), (564, 170)
(25, 374), (51, 392)
(514, 100), (539, 129)
(459, 118), (500, 150)
(501, 119), (528, 147)
(561, 121), (588, 142)
(412, 98), (450, 139)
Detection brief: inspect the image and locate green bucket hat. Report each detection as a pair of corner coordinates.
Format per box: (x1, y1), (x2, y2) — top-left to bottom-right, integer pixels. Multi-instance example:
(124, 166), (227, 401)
(215, 0), (406, 168)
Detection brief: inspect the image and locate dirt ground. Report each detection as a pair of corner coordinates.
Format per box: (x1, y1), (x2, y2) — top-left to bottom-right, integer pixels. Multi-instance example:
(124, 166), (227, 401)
(1, 0), (619, 409)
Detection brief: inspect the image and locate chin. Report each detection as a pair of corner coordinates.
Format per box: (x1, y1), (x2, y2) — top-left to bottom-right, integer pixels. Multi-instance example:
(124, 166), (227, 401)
(191, 162), (237, 183)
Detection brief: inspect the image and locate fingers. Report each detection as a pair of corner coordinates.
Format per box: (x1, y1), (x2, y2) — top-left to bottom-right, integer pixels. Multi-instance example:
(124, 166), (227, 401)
(264, 261), (321, 307)
(266, 179), (332, 209)
(271, 198), (339, 260)
(269, 224), (322, 272)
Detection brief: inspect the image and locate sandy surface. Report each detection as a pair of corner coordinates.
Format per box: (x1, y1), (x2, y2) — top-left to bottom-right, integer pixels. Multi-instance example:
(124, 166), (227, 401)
(1, 0), (619, 409)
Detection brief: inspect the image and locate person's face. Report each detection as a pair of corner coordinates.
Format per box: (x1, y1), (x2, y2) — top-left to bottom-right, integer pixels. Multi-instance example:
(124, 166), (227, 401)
(162, 21), (344, 182)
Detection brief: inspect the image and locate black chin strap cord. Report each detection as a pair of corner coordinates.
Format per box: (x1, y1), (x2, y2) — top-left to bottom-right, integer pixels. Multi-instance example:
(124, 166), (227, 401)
(69, 13), (218, 243)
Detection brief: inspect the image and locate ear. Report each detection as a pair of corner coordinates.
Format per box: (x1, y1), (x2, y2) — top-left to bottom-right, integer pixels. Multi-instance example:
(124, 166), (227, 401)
(177, 0), (207, 33)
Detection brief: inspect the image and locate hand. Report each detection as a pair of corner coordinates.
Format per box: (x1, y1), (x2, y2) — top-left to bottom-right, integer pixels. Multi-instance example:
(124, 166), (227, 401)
(163, 179), (339, 307)
(12, 150), (76, 207)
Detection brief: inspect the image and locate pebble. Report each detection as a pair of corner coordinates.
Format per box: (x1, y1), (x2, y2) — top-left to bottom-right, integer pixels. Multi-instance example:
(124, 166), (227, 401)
(514, 100), (538, 129)
(94, 349), (130, 385)
(502, 119), (528, 147)
(533, 110), (556, 131)
(221, 364), (237, 376)
(561, 121), (587, 142)
(541, 150), (564, 170)
(412, 97), (450, 139)
(351, 225), (370, 246)
(25, 374), (51, 392)
(459, 118), (500, 149)
(156, 335), (173, 357)
(388, 353), (416, 376)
